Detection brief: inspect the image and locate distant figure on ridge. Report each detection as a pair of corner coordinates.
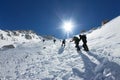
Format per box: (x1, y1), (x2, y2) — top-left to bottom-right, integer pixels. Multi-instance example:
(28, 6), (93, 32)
(61, 39), (66, 47)
(79, 34), (89, 51)
(70, 36), (80, 51)
(43, 39), (45, 42)
(53, 39), (56, 43)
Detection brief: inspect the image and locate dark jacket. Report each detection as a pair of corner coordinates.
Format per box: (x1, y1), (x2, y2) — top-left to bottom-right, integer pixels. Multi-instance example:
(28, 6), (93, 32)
(72, 37), (80, 44)
(79, 35), (87, 43)
(62, 39), (65, 44)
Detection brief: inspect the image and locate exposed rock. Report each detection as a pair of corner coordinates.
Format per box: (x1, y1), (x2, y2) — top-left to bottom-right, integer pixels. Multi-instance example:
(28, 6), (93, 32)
(0, 34), (5, 40)
(25, 34), (32, 39)
(13, 31), (19, 36)
(1, 44), (15, 50)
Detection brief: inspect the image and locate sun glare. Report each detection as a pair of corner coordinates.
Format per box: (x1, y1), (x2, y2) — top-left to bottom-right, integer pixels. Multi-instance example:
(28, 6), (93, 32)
(62, 21), (73, 32)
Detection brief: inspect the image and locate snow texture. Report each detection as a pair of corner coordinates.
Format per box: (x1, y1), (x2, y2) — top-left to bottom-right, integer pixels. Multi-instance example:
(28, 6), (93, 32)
(0, 16), (120, 80)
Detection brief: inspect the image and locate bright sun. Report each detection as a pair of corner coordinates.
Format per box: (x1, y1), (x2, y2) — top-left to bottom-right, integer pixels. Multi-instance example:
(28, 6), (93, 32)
(62, 21), (73, 32)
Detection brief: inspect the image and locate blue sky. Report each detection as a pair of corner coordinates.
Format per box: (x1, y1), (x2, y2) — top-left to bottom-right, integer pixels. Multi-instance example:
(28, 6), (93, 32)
(0, 0), (120, 39)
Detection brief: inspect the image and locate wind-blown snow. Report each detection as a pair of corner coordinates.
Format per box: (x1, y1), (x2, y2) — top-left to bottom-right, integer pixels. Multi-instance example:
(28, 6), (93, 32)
(0, 16), (120, 80)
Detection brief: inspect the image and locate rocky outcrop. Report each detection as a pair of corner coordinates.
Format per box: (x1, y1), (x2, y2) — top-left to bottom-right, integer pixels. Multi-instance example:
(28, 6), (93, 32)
(1, 44), (15, 50)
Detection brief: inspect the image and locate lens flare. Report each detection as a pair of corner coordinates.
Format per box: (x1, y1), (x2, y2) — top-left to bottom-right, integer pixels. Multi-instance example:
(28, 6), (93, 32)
(62, 21), (73, 32)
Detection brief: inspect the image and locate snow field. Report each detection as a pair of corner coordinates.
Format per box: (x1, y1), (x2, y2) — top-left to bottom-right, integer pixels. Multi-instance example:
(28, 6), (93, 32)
(0, 16), (120, 80)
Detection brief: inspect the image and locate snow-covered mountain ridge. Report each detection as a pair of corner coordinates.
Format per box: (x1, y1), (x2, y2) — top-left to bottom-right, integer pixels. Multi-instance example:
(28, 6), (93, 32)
(0, 30), (41, 48)
(0, 16), (120, 80)
(0, 29), (58, 48)
(0, 30), (40, 41)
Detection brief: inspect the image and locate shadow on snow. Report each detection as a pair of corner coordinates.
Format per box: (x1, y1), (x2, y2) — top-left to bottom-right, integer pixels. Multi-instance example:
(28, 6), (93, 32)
(72, 52), (96, 80)
(58, 46), (65, 54)
(72, 51), (120, 80)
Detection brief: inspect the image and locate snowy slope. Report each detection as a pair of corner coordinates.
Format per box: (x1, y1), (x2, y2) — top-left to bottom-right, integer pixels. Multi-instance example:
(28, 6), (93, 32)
(0, 30), (40, 48)
(88, 16), (120, 60)
(0, 16), (120, 80)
